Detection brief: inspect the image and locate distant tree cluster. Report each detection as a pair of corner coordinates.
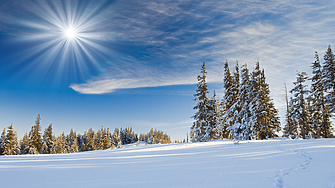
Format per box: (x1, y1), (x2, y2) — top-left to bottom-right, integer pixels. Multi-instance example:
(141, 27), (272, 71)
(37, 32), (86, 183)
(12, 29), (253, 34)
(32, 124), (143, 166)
(0, 114), (172, 156)
(284, 45), (334, 139)
(139, 128), (172, 144)
(190, 61), (281, 142)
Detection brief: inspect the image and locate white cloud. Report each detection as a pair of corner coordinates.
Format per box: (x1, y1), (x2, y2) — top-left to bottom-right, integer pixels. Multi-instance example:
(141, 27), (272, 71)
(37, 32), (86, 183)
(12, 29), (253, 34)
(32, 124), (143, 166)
(70, 76), (197, 94)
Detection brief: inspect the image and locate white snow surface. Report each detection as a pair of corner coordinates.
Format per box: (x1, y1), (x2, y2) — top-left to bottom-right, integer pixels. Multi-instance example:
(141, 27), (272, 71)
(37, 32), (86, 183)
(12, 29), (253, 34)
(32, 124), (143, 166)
(1, 138), (335, 188)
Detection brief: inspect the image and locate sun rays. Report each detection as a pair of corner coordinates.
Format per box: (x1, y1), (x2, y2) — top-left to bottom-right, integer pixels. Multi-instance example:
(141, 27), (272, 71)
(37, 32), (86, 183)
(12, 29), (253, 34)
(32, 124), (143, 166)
(10, 0), (113, 85)
(64, 26), (78, 40)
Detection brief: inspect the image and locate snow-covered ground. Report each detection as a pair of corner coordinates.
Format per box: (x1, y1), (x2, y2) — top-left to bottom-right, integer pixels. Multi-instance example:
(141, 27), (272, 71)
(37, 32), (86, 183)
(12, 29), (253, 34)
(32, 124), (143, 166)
(1, 138), (335, 188)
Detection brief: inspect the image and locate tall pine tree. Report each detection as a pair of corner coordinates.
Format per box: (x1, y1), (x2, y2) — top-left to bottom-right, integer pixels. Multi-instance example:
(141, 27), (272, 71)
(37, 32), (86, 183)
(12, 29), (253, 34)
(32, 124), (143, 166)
(225, 61), (241, 140)
(290, 71), (310, 139)
(26, 114), (43, 154)
(190, 62), (212, 142)
(41, 123), (56, 154)
(220, 60), (234, 139)
(310, 52), (332, 138)
(229, 63), (253, 141)
(322, 45), (335, 114)
(253, 68), (280, 139)
(0, 128), (6, 155)
(3, 124), (20, 155)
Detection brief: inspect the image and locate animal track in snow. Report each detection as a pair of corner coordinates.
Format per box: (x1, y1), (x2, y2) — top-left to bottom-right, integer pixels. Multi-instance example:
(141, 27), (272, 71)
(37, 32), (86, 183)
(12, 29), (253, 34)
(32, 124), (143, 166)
(274, 148), (313, 188)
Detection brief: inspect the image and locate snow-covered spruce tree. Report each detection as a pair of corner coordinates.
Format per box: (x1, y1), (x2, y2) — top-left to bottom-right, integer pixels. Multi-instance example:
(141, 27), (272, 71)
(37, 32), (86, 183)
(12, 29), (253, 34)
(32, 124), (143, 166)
(283, 82), (298, 138)
(41, 129), (48, 154)
(0, 128), (6, 155)
(207, 89), (220, 140)
(322, 45), (335, 114)
(253, 67), (280, 139)
(86, 128), (95, 151)
(220, 60), (234, 139)
(226, 61), (240, 139)
(290, 71), (310, 139)
(248, 62), (262, 139)
(26, 126), (38, 154)
(26, 114), (43, 154)
(111, 127), (122, 149)
(20, 132), (28, 154)
(56, 132), (68, 154)
(95, 127), (103, 150)
(102, 127), (111, 150)
(120, 127), (138, 145)
(229, 63), (253, 141)
(77, 133), (85, 152)
(3, 124), (20, 155)
(144, 128), (171, 144)
(190, 62), (215, 142)
(71, 135), (79, 153)
(283, 95), (299, 139)
(61, 132), (68, 153)
(41, 123), (56, 154)
(68, 129), (78, 153)
(310, 52), (332, 138)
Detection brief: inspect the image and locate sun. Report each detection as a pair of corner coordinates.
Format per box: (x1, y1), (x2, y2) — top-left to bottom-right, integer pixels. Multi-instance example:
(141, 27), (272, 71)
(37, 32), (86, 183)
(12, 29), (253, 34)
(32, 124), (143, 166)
(64, 27), (78, 40)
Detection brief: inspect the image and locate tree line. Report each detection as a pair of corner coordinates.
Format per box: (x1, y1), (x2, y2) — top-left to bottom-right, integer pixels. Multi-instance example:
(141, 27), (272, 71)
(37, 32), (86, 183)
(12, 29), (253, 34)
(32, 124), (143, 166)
(283, 45), (335, 139)
(0, 114), (172, 155)
(191, 45), (334, 142)
(190, 60), (280, 142)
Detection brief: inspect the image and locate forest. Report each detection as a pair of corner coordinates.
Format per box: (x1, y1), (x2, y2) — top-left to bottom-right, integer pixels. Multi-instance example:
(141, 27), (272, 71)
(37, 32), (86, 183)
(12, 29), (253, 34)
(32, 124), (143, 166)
(191, 45), (334, 142)
(0, 115), (171, 155)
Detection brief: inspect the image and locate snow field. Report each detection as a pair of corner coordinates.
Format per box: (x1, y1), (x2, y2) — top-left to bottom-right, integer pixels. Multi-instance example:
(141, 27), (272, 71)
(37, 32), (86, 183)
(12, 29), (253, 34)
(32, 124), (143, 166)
(0, 138), (335, 188)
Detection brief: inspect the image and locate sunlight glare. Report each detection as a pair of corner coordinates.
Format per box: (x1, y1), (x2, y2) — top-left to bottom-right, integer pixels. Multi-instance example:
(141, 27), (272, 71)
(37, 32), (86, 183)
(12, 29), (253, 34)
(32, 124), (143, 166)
(64, 27), (77, 40)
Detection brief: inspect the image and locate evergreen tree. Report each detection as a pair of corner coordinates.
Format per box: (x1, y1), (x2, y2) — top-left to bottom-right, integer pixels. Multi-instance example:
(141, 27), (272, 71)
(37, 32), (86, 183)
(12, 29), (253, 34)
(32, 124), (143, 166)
(207, 89), (219, 140)
(68, 129), (78, 153)
(42, 123), (56, 154)
(283, 81), (298, 139)
(220, 60), (234, 139)
(226, 61), (240, 139)
(249, 62), (262, 139)
(27, 114), (43, 154)
(102, 127), (111, 150)
(120, 127), (138, 145)
(77, 133), (85, 152)
(26, 125), (38, 154)
(0, 128), (6, 155)
(290, 71), (310, 139)
(3, 124), (20, 155)
(322, 45), (335, 113)
(86, 128), (95, 151)
(20, 132), (29, 154)
(229, 63), (253, 141)
(95, 127), (103, 150)
(253, 68), (281, 139)
(190, 62), (212, 142)
(56, 132), (67, 154)
(310, 52), (332, 138)
(144, 128), (171, 144)
(111, 127), (122, 149)
(283, 95), (299, 139)
(71, 135), (79, 153)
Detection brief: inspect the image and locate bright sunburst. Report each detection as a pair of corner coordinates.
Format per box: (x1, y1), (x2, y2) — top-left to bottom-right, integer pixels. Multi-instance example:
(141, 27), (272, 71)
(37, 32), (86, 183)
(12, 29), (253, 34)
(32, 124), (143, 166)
(64, 27), (78, 40)
(15, 0), (112, 84)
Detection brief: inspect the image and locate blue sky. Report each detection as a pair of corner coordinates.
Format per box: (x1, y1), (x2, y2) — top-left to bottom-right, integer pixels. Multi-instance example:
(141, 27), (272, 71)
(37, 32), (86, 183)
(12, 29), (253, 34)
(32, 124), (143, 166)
(0, 0), (334, 140)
